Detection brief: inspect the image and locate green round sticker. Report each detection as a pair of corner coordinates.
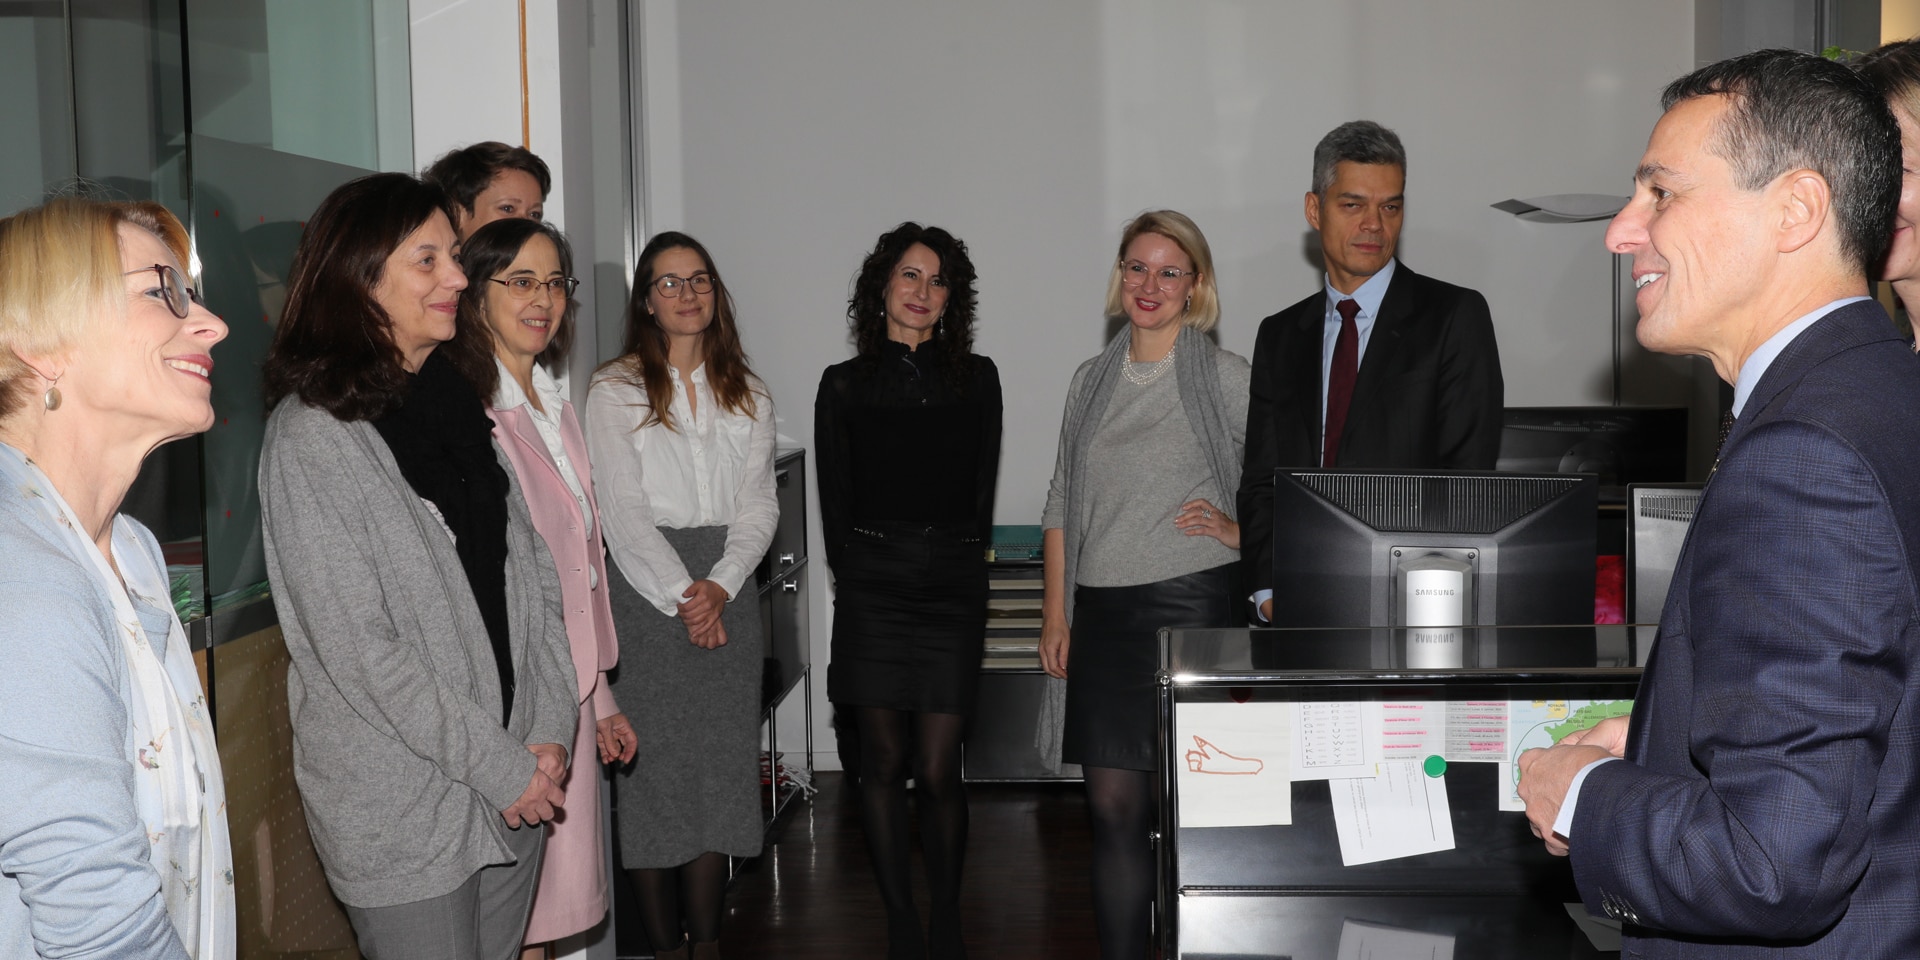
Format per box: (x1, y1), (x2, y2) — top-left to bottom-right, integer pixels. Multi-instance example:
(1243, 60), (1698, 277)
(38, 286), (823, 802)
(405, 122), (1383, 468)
(1423, 755), (1447, 778)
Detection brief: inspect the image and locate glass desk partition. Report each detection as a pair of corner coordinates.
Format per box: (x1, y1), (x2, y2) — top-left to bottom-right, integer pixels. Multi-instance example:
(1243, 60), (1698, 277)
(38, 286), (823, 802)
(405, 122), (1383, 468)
(1157, 625), (1641, 958)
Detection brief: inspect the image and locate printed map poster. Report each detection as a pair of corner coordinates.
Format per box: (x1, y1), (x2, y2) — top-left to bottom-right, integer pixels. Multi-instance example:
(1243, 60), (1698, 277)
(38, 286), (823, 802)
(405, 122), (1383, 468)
(1500, 698), (1635, 811)
(1175, 701), (1293, 828)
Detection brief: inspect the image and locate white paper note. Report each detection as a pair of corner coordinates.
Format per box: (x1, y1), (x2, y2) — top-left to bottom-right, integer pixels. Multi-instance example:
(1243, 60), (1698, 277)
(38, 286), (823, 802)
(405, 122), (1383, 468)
(1329, 760), (1456, 865)
(1379, 701), (1444, 761)
(1291, 701), (1383, 781)
(1175, 702), (1292, 828)
(1443, 700), (1507, 763)
(1336, 918), (1456, 960)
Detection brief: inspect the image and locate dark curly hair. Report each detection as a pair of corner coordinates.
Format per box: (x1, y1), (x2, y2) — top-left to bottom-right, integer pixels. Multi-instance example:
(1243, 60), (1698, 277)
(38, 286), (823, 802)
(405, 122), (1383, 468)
(262, 173), (463, 421)
(846, 222), (979, 389)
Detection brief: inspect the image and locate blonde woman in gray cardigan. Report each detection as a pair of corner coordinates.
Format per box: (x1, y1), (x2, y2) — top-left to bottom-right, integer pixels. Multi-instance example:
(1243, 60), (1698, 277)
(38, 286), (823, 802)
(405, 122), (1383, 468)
(1039, 210), (1248, 960)
(258, 174), (577, 960)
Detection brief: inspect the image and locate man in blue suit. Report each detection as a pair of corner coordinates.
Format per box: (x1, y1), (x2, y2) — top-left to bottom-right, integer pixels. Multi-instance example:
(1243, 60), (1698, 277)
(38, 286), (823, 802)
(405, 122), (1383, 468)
(1517, 49), (1915, 957)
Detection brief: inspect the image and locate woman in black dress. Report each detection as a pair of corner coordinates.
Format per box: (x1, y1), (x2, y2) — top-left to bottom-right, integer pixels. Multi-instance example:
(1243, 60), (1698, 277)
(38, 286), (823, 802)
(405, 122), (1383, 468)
(815, 223), (1002, 960)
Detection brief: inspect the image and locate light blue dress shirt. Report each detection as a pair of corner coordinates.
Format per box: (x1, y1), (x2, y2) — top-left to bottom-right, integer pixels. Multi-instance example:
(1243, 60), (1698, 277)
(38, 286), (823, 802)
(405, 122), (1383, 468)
(1549, 296), (1873, 841)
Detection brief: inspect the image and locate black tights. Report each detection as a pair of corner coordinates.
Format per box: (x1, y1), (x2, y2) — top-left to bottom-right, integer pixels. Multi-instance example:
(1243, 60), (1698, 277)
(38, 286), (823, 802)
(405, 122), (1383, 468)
(1084, 766), (1155, 960)
(628, 851), (728, 951)
(856, 706), (969, 960)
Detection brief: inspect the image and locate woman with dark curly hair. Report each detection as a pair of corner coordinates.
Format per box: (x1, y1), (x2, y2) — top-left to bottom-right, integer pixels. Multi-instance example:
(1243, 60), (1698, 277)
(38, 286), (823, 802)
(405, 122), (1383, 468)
(815, 222), (1002, 960)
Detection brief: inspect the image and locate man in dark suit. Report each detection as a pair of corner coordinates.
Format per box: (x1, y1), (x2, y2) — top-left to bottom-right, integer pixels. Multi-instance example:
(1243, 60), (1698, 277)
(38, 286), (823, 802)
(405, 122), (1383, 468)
(1238, 120), (1505, 621)
(1517, 50), (1919, 957)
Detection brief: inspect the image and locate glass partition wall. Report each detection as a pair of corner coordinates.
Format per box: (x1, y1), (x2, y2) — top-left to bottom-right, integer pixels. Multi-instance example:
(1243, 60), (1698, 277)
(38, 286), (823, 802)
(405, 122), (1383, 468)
(5, 4), (411, 956)
(2, 0), (410, 621)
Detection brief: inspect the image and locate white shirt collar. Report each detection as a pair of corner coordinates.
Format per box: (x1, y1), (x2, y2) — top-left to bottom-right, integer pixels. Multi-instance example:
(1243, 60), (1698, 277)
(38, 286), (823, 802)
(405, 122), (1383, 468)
(492, 357), (567, 415)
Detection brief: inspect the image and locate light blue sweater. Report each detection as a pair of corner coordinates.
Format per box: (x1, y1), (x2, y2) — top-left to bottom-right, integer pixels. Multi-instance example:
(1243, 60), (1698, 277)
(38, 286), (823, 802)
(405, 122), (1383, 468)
(0, 479), (190, 959)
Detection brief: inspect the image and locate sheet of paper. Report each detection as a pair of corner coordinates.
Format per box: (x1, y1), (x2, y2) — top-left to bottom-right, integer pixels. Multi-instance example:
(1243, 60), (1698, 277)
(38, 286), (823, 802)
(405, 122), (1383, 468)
(1336, 918), (1456, 960)
(1501, 698), (1636, 811)
(1443, 700), (1507, 763)
(1329, 760), (1456, 866)
(1291, 701), (1384, 780)
(1175, 702), (1293, 827)
(1380, 701), (1445, 761)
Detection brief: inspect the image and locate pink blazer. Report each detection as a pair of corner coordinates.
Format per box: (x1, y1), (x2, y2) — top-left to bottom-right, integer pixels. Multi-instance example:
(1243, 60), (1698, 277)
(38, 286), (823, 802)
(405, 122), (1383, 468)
(491, 402), (620, 721)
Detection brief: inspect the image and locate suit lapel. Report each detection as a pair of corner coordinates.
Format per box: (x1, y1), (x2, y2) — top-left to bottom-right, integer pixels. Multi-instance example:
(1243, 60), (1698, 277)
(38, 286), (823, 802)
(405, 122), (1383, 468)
(501, 407), (584, 524)
(1292, 293), (1328, 454)
(1725, 300), (1897, 453)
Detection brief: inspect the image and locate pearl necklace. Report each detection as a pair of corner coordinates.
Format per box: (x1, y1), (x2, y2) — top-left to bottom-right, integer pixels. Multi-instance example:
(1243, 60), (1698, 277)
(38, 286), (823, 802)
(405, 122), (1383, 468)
(1123, 341), (1177, 385)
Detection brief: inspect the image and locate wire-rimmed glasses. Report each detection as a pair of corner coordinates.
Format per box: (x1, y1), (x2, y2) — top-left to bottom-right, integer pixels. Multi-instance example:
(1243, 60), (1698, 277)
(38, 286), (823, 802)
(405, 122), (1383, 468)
(488, 276), (581, 300)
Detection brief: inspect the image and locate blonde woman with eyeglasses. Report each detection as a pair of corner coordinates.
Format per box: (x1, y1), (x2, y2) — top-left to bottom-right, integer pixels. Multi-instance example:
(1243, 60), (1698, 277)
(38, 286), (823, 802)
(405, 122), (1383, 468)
(586, 232), (777, 960)
(1039, 210), (1248, 960)
(0, 196), (234, 959)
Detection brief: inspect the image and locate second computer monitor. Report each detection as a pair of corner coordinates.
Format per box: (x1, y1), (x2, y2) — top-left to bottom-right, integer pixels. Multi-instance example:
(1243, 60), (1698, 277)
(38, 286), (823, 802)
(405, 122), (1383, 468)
(1269, 469), (1597, 629)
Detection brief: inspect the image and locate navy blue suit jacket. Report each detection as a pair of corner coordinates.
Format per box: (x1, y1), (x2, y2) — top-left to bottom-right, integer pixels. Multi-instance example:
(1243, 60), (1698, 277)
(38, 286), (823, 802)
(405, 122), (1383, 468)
(1572, 300), (1920, 958)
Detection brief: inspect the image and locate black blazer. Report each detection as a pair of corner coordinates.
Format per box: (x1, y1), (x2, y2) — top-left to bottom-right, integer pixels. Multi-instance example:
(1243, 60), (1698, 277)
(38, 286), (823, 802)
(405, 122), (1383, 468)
(1236, 263), (1504, 600)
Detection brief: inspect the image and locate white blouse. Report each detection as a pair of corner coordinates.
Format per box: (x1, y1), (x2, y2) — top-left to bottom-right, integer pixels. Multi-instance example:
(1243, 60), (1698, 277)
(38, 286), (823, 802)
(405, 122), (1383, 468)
(584, 363), (779, 616)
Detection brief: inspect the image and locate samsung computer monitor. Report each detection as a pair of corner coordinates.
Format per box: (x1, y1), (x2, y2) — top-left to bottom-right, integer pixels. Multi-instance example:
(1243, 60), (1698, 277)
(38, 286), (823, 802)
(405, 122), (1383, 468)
(1269, 470), (1598, 629)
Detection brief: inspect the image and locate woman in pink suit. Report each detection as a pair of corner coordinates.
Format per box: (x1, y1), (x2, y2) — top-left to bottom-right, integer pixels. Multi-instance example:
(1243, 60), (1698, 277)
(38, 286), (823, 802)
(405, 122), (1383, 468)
(449, 217), (639, 956)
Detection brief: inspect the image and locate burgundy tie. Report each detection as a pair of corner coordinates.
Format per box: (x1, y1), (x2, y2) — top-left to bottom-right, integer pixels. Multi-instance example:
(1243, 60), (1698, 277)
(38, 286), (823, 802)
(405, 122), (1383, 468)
(1323, 298), (1361, 467)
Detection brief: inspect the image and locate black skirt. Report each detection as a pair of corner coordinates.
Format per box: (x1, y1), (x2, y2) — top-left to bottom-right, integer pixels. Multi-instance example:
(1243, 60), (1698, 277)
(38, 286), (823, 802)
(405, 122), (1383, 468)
(827, 522), (988, 714)
(1063, 563), (1237, 772)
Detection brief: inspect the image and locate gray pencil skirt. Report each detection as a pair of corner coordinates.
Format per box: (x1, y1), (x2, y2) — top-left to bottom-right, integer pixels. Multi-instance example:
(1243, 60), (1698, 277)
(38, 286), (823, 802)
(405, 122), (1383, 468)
(605, 525), (764, 868)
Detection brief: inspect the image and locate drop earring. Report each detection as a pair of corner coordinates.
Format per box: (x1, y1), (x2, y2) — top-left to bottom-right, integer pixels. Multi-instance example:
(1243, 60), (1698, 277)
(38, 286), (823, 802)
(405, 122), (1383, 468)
(42, 374), (62, 412)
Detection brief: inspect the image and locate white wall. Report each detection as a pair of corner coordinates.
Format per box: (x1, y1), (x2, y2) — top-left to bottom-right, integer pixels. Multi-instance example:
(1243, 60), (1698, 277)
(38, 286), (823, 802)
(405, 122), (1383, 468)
(639, 0), (1695, 768)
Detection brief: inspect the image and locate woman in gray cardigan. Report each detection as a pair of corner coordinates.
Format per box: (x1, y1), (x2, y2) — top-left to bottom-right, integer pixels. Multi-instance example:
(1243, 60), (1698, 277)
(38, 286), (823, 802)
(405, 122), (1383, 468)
(1039, 210), (1248, 960)
(257, 174), (577, 960)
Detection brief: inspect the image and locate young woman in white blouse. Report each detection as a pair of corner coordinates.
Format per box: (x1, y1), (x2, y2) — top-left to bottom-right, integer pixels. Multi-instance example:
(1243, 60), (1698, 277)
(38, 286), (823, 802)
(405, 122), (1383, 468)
(585, 231), (777, 960)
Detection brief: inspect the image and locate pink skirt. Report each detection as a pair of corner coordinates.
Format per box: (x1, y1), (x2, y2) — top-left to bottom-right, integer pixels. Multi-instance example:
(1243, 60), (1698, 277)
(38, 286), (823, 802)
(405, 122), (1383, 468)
(523, 696), (609, 943)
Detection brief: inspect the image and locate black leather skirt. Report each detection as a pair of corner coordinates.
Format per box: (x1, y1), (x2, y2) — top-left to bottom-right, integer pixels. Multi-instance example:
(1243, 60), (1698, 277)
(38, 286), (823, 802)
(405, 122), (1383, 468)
(827, 521), (989, 714)
(1063, 563), (1237, 771)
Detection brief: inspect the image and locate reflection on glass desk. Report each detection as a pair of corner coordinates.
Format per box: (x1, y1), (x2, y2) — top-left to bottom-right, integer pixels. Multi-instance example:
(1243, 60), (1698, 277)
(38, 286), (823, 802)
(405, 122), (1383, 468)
(1157, 626), (1643, 958)
(1178, 893), (1618, 959)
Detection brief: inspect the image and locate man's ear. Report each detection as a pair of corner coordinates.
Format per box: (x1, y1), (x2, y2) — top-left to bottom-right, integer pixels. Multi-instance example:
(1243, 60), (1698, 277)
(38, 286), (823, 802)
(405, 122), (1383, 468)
(1304, 191), (1323, 233)
(1774, 169), (1831, 256)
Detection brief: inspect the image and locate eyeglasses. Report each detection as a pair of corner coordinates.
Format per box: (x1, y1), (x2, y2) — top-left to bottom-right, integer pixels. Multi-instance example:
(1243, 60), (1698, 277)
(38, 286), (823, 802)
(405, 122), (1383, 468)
(488, 276), (580, 300)
(652, 274), (714, 298)
(126, 264), (203, 319)
(1121, 260), (1197, 287)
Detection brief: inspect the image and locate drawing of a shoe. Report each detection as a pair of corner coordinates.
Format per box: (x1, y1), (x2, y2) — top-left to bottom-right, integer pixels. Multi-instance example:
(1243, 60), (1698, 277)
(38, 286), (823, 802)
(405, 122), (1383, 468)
(1184, 736), (1265, 775)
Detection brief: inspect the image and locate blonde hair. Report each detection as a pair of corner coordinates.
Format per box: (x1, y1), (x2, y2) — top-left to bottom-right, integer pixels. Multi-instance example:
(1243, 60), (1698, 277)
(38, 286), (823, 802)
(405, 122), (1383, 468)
(1102, 209), (1222, 333)
(0, 197), (190, 419)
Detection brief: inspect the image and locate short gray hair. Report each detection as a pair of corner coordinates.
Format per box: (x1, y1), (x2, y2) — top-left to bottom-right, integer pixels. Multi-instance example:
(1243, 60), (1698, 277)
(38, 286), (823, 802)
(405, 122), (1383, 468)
(1311, 121), (1407, 195)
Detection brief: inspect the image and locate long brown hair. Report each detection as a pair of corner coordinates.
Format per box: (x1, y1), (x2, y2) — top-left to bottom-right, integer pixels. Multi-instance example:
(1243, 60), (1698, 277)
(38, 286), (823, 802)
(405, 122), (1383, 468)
(598, 231), (760, 430)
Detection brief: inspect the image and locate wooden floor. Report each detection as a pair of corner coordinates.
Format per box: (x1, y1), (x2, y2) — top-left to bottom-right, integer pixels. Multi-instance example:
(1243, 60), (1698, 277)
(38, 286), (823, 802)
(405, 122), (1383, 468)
(721, 772), (1101, 958)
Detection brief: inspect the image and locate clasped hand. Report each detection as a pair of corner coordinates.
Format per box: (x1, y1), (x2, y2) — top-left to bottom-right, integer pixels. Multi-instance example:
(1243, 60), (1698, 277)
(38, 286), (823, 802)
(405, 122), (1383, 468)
(1516, 715), (1630, 857)
(501, 741), (568, 828)
(678, 578), (730, 649)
